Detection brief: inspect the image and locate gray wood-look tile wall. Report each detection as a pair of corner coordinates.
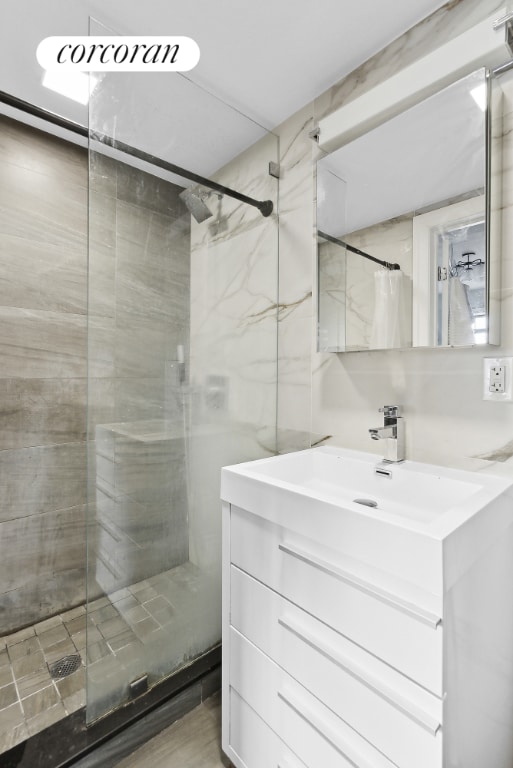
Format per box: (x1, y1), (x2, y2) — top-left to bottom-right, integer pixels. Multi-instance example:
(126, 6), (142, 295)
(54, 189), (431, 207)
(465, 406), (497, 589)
(0, 115), (190, 635)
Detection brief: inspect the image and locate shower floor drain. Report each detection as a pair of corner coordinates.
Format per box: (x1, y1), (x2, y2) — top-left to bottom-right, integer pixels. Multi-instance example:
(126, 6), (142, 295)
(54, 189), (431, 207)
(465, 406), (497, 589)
(49, 654), (81, 679)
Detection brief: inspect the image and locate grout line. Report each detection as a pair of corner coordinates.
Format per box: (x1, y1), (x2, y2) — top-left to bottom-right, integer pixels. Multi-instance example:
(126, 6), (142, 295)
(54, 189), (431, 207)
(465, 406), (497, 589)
(10, 670), (23, 716)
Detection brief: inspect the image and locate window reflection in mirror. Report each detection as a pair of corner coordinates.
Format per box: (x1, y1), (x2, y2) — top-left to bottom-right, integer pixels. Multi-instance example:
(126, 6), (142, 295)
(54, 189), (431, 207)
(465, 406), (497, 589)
(412, 196), (486, 347)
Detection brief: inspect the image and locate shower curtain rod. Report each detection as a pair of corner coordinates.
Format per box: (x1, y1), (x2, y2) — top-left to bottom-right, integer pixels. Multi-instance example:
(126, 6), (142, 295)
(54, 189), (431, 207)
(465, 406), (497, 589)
(96, 133), (274, 217)
(0, 90), (274, 218)
(317, 230), (400, 271)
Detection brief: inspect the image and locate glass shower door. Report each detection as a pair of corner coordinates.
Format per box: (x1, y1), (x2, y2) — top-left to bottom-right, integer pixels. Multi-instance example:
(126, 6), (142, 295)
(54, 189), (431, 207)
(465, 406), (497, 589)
(86, 19), (278, 723)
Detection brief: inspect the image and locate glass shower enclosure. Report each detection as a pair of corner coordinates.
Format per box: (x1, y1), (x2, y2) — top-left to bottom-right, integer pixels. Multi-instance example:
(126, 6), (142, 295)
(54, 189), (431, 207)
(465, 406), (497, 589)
(86, 37), (279, 723)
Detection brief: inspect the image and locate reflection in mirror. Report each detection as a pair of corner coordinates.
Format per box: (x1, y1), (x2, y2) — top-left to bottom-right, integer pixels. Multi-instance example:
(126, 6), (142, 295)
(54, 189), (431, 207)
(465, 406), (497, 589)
(317, 68), (501, 352)
(412, 195), (486, 346)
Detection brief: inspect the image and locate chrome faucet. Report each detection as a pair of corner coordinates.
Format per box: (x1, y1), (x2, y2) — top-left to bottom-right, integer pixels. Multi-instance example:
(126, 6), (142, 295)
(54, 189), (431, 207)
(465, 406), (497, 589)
(369, 405), (405, 463)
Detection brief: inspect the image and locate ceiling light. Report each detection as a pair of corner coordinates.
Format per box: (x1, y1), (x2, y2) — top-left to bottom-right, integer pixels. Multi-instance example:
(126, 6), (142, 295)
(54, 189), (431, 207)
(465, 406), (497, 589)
(42, 68), (97, 105)
(470, 83), (487, 112)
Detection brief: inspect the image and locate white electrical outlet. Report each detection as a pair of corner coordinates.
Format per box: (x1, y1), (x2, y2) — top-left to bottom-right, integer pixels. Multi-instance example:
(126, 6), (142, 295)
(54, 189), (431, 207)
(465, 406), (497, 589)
(483, 358), (513, 402)
(489, 365), (505, 393)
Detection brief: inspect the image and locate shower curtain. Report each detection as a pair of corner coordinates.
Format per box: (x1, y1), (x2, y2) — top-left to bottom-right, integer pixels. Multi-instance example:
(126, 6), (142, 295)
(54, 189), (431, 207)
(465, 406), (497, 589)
(448, 275), (475, 345)
(370, 269), (405, 349)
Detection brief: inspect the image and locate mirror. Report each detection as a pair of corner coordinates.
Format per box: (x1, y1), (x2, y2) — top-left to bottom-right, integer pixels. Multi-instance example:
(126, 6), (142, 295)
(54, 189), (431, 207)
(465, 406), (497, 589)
(317, 68), (502, 352)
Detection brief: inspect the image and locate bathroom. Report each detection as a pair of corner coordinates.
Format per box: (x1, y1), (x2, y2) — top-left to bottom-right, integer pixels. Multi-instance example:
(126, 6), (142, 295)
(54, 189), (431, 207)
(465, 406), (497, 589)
(1, 0), (513, 765)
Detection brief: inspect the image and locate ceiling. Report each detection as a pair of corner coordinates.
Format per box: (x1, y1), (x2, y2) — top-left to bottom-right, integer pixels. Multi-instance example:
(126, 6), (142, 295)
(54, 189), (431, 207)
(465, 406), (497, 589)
(0, 0), (448, 175)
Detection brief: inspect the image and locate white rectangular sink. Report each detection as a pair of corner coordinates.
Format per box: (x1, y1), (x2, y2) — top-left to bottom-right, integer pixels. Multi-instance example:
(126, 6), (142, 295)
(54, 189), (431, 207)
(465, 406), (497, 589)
(221, 446), (513, 597)
(222, 445), (510, 536)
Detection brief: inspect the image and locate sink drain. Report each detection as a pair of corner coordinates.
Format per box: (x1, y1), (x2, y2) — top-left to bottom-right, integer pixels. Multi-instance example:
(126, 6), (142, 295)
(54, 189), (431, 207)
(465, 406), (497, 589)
(353, 498), (378, 508)
(49, 654), (81, 679)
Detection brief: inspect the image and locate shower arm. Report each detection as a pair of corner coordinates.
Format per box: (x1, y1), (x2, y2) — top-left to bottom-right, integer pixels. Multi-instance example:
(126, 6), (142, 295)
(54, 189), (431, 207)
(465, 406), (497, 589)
(94, 132), (274, 217)
(317, 230), (400, 271)
(0, 90), (274, 218)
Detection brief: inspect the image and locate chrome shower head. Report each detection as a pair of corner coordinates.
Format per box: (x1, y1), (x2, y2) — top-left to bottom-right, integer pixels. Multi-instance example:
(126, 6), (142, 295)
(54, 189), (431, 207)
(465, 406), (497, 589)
(179, 186), (213, 223)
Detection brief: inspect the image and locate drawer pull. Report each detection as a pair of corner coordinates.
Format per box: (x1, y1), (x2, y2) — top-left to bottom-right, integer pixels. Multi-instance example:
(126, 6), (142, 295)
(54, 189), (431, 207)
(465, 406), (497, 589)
(278, 542), (442, 629)
(278, 688), (376, 768)
(279, 616), (441, 736)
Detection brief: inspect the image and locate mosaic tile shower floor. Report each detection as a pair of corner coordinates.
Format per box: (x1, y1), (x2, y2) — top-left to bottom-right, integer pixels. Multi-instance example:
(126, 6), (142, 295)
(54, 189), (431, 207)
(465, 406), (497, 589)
(0, 561), (216, 754)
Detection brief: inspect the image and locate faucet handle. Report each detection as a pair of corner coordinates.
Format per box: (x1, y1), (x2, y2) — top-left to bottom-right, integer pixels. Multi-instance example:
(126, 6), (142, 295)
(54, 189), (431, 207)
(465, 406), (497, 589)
(379, 405), (402, 417)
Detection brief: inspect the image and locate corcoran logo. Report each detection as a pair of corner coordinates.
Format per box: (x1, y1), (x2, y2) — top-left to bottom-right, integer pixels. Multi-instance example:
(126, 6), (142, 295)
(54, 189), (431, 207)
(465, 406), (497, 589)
(37, 36), (200, 72)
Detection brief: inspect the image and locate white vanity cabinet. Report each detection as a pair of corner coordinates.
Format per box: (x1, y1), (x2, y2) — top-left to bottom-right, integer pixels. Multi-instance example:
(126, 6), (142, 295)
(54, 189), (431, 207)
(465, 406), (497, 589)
(221, 447), (513, 768)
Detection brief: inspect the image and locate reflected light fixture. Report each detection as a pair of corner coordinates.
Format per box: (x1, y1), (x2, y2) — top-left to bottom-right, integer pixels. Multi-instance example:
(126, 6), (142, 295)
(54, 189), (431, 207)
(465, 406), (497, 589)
(42, 69), (98, 105)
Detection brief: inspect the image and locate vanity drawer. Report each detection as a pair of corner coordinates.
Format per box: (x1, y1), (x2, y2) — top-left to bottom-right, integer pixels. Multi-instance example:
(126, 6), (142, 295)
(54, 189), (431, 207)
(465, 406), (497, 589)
(228, 688), (307, 768)
(231, 566), (442, 768)
(230, 506), (443, 695)
(230, 627), (398, 768)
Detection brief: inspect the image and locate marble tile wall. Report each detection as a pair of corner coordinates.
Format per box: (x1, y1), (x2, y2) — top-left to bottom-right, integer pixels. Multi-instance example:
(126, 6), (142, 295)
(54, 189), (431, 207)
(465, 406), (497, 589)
(189, 131), (279, 439)
(318, 239), (347, 352)
(187, 130), (279, 573)
(0, 116), (88, 635)
(0, 116), (191, 635)
(87, 151), (192, 624)
(274, 0), (513, 472)
(88, 152), (191, 430)
(276, 105), (317, 449)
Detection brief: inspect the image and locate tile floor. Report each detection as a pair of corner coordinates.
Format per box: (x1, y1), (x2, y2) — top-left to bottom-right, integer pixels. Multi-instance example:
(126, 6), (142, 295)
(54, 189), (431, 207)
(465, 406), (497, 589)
(0, 560), (219, 755)
(114, 691), (230, 768)
(0, 606), (86, 753)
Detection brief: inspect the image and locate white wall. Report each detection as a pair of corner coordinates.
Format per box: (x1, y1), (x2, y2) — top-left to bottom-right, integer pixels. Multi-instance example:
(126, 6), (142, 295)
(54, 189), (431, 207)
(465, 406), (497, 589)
(275, 0), (513, 477)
